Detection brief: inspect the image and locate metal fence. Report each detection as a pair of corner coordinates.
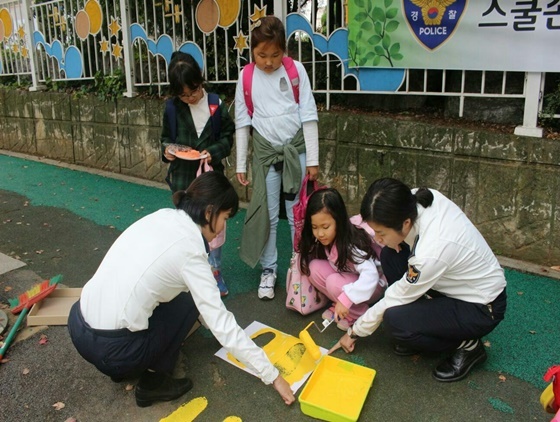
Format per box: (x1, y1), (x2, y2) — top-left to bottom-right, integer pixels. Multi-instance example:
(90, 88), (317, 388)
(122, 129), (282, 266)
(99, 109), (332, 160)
(0, 0), (557, 136)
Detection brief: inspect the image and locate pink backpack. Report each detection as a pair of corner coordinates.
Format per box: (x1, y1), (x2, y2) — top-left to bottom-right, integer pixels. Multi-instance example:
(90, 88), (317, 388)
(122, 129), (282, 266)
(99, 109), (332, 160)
(242, 56), (300, 117)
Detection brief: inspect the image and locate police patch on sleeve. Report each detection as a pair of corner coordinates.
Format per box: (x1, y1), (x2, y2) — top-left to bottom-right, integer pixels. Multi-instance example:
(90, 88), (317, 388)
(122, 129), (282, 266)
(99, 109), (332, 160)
(406, 264), (421, 284)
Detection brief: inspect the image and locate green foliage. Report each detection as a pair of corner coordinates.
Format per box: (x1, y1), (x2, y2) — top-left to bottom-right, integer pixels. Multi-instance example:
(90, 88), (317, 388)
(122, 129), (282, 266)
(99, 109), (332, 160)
(349, 0), (402, 67)
(93, 68), (126, 102)
(540, 82), (560, 129)
(0, 75), (32, 89)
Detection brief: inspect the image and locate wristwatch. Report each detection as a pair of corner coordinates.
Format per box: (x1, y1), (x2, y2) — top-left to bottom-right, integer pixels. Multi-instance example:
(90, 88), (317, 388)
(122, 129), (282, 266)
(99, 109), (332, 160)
(347, 327), (359, 339)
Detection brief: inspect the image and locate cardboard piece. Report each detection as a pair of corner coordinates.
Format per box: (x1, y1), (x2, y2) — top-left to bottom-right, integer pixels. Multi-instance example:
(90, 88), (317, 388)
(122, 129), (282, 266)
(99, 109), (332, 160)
(27, 288), (82, 326)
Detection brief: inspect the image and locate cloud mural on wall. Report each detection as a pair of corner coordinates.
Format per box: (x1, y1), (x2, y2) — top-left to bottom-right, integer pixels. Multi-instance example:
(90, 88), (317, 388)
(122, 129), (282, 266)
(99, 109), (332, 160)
(32, 32), (83, 79)
(130, 23), (204, 70)
(286, 13), (405, 91)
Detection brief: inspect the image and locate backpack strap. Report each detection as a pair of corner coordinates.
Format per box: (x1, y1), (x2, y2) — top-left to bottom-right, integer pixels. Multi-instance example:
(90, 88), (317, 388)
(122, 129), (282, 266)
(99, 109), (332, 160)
(242, 63), (256, 118)
(242, 57), (300, 118)
(282, 56), (300, 105)
(164, 98), (178, 190)
(207, 92), (221, 141)
(165, 98), (177, 142)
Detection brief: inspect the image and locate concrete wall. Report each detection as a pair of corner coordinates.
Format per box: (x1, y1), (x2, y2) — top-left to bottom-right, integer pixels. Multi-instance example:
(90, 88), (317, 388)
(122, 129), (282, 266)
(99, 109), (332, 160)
(1, 89), (559, 266)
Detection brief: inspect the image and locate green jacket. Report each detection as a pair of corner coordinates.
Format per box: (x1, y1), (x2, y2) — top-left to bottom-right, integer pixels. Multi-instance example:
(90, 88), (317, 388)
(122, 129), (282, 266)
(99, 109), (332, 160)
(160, 96), (234, 192)
(239, 129), (305, 268)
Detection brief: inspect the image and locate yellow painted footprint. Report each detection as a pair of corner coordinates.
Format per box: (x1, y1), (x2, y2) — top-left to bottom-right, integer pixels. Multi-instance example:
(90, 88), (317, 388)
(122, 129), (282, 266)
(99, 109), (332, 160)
(160, 397), (242, 422)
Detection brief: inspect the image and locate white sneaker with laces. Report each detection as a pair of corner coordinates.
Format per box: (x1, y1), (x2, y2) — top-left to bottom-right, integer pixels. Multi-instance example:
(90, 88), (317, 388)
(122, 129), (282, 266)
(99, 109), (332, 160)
(258, 269), (277, 300)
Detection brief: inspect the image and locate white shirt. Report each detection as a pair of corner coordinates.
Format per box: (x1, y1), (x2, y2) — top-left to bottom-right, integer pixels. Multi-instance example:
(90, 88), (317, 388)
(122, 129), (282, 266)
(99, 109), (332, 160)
(80, 209), (279, 384)
(189, 90), (211, 137)
(352, 189), (507, 337)
(235, 60), (319, 172)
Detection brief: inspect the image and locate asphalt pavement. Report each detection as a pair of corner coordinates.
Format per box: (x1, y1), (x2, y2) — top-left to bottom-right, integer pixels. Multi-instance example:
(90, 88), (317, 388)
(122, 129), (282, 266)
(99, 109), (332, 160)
(0, 151), (556, 422)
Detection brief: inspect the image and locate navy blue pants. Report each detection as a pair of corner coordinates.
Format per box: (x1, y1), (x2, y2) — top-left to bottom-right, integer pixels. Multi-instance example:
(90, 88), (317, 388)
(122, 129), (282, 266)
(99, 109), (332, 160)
(380, 245), (507, 352)
(68, 292), (199, 378)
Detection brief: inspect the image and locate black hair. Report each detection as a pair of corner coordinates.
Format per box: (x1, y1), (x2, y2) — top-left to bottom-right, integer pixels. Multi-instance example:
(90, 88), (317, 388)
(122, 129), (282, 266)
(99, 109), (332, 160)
(167, 52), (205, 97)
(299, 188), (376, 276)
(251, 16), (286, 53)
(172, 171), (239, 233)
(360, 178), (433, 232)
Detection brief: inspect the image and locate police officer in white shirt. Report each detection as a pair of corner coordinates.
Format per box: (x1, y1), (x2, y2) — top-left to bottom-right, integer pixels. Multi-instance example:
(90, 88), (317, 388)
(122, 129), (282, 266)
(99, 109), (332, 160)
(338, 178), (507, 382)
(68, 172), (295, 407)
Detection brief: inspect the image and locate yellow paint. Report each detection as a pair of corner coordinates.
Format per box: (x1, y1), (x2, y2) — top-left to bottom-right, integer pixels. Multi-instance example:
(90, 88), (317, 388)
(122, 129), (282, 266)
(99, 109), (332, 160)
(225, 327), (318, 386)
(298, 327), (321, 361)
(215, 0), (239, 28)
(108, 17), (121, 37)
(99, 37), (110, 54)
(299, 356), (376, 421)
(250, 5), (267, 22)
(84, 0), (103, 35)
(111, 42), (123, 59)
(233, 30), (248, 53)
(540, 383), (555, 412)
(223, 417), (242, 422)
(0, 9), (10, 38)
(160, 397), (208, 422)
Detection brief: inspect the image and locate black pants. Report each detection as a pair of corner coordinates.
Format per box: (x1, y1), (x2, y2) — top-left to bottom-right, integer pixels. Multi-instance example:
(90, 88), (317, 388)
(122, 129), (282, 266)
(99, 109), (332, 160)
(380, 245), (507, 352)
(68, 292), (199, 378)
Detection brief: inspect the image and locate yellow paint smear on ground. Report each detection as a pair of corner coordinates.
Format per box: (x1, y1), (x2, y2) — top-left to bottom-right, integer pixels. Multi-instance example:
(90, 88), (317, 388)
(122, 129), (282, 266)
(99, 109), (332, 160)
(160, 397), (208, 422)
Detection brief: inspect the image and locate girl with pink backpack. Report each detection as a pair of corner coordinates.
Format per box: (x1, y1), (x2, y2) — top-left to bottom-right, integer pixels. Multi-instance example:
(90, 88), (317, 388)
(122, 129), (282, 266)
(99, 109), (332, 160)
(298, 188), (387, 331)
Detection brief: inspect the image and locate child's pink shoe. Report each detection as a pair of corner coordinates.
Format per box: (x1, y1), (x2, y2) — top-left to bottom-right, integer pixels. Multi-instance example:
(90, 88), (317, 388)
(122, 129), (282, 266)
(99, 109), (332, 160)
(321, 307), (335, 321)
(336, 316), (356, 331)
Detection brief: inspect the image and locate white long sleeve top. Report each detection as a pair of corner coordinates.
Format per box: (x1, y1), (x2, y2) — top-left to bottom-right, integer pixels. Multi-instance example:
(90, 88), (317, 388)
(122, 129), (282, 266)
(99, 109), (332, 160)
(352, 189), (507, 338)
(80, 208), (279, 384)
(235, 60), (319, 173)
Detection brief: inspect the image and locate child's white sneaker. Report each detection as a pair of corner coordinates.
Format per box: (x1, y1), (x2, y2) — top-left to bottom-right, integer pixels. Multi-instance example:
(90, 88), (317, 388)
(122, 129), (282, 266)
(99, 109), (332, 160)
(258, 269), (276, 300)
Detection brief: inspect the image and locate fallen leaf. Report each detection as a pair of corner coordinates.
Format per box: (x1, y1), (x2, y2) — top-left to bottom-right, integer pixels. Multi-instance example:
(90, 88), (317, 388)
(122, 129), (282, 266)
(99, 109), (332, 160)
(4, 286), (13, 292)
(0, 358), (9, 363)
(483, 340), (491, 347)
(498, 374), (506, 382)
(39, 334), (48, 345)
(64, 418), (77, 422)
(52, 402), (65, 411)
(35, 250), (44, 254)
(517, 291), (524, 295)
(529, 330), (536, 334)
(550, 266), (560, 271)
(22, 368), (30, 375)
(125, 384), (134, 391)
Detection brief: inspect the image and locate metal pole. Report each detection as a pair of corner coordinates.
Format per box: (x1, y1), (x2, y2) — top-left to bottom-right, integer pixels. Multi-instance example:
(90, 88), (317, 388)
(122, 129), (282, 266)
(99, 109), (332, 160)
(119, 0), (136, 97)
(274, 0), (286, 22)
(22, 0), (42, 91)
(514, 72), (543, 138)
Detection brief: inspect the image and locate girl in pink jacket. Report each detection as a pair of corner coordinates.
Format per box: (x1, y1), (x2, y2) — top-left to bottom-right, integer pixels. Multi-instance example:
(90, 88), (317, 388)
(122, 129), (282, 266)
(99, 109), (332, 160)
(298, 188), (387, 331)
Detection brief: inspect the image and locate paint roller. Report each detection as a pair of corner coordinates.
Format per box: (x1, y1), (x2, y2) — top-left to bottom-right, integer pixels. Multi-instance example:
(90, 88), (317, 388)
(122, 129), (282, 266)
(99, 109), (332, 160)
(299, 318), (334, 361)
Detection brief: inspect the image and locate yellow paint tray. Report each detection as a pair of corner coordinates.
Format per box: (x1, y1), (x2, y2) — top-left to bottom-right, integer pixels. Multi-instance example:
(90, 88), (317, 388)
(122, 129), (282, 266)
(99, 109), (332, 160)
(299, 355), (376, 422)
